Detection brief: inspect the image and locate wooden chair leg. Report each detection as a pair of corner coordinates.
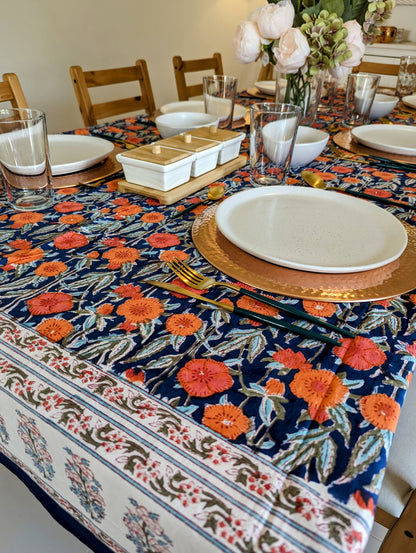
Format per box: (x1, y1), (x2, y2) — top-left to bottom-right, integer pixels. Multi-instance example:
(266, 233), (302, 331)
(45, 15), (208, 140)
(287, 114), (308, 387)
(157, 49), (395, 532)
(379, 489), (416, 553)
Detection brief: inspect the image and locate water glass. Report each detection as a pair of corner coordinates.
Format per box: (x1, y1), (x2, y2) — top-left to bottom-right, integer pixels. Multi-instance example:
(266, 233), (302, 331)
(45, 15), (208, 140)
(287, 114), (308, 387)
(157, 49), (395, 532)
(396, 56), (416, 98)
(250, 102), (301, 186)
(342, 73), (380, 128)
(0, 108), (53, 211)
(203, 75), (238, 129)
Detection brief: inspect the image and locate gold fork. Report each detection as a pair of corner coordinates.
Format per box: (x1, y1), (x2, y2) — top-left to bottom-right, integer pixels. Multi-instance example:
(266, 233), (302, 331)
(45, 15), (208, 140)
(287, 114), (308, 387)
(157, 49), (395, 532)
(167, 258), (354, 338)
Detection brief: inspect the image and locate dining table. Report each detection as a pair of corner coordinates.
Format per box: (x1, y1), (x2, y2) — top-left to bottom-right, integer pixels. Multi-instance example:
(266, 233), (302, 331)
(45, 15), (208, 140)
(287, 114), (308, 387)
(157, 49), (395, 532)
(1, 87), (416, 553)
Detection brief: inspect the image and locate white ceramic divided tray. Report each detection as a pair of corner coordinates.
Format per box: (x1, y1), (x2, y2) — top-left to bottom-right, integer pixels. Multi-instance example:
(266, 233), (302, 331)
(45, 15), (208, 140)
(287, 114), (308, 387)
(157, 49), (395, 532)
(351, 124), (416, 156)
(215, 186), (408, 274)
(48, 135), (114, 176)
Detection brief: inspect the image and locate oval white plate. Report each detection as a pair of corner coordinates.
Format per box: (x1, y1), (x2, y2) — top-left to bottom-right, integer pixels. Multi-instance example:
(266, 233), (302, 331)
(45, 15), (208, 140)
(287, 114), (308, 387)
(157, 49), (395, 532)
(254, 80), (276, 95)
(351, 124), (416, 156)
(402, 94), (416, 109)
(48, 135), (114, 176)
(160, 101), (247, 121)
(215, 186), (407, 273)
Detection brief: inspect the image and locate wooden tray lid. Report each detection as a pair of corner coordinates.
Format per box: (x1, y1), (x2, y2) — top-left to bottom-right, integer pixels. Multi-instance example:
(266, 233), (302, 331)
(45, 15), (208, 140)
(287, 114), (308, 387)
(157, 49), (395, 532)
(120, 144), (191, 166)
(159, 133), (217, 153)
(187, 126), (242, 143)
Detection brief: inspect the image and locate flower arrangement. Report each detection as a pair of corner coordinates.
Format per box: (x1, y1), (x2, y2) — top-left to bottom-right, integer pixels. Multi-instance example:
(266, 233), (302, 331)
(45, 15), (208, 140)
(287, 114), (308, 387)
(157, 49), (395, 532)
(233, 0), (396, 116)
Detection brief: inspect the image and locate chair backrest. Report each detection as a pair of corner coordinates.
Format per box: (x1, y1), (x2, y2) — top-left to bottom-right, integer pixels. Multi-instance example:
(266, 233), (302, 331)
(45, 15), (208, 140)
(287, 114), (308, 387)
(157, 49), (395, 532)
(69, 59), (156, 127)
(258, 63), (275, 82)
(172, 53), (224, 101)
(0, 73), (28, 109)
(352, 61), (400, 77)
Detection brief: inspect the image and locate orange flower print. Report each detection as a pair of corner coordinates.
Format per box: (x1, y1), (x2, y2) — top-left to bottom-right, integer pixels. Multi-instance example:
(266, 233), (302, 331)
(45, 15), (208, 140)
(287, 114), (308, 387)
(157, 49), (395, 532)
(177, 359), (233, 397)
(302, 300), (336, 318)
(334, 337), (387, 371)
(36, 318), (74, 342)
(96, 304), (114, 315)
(9, 239), (31, 249)
(290, 369), (348, 422)
(54, 231), (89, 250)
(103, 238), (126, 247)
(86, 251), (100, 259)
(34, 261), (67, 277)
(146, 233), (180, 249)
(236, 296), (278, 317)
(27, 292), (73, 315)
(57, 187), (80, 195)
(10, 212), (44, 228)
(410, 294), (416, 305)
(360, 394), (400, 432)
(166, 313), (202, 336)
(114, 204), (143, 218)
(141, 212), (165, 224)
(125, 368), (145, 384)
(407, 342), (416, 357)
(159, 250), (190, 263)
(54, 201), (84, 213)
(6, 247), (44, 266)
(102, 246), (140, 269)
(202, 404), (250, 440)
(353, 491), (375, 516)
(272, 349), (312, 371)
(117, 297), (164, 324)
(114, 284), (142, 298)
(265, 379), (285, 396)
(58, 214), (85, 225)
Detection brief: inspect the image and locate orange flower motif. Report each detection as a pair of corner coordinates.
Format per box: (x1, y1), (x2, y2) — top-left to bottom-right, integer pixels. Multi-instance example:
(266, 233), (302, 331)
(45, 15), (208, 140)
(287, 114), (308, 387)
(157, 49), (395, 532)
(59, 214), (85, 225)
(302, 300), (336, 318)
(236, 296), (278, 317)
(146, 233), (180, 249)
(265, 379), (285, 396)
(410, 294), (416, 305)
(54, 201), (85, 213)
(86, 251), (100, 259)
(353, 491), (375, 515)
(34, 261), (67, 277)
(177, 359), (233, 397)
(114, 284), (142, 298)
(290, 369), (348, 411)
(6, 247), (44, 266)
(166, 313), (202, 336)
(36, 318), (74, 342)
(27, 292), (73, 315)
(10, 212), (44, 228)
(407, 342), (416, 357)
(114, 204), (143, 218)
(360, 394), (400, 432)
(125, 369), (145, 384)
(56, 187), (80, 195)
(141, 212), (165, 223)
(159, 250), (190, 262)
(117, 297), (164, 324)
(272, 349), (312, 370)
(96, 304), (114, 315)
(54, 232), (89, 250)
(334, 337), (387, 371)
(9, 239), (31, 250)
(202, 404), (250, 440)
(102, 246), (140, 269)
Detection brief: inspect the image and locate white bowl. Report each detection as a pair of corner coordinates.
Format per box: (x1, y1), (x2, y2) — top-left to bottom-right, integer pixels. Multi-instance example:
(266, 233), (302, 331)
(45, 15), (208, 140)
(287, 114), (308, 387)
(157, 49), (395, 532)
(369, 93), (399, 120)
(290, 126), (329, 167)
(155, 112), (219, 139)
(160, 101), (247, 122)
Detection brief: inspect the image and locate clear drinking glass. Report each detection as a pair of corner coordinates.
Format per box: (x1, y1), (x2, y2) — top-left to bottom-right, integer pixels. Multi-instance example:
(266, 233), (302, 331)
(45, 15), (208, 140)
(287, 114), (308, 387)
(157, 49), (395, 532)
(396, 56), (416, 98)
(342, 73), (380, 128)
(203, 75), (238, 129)
(0, 108), (53, 211)
(250, 102), (301, 186)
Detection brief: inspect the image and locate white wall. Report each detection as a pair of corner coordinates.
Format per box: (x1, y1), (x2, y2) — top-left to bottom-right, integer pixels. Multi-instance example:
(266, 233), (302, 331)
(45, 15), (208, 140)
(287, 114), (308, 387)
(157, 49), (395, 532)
(1, 0), (263, 133)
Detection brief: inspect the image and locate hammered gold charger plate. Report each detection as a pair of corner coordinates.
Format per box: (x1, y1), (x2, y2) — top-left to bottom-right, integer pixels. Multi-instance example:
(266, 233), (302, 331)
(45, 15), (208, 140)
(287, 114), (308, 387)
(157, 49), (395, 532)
(192, 204), (416, 302)
(333, 130), (416, 165)
(52, 146), (123, 189)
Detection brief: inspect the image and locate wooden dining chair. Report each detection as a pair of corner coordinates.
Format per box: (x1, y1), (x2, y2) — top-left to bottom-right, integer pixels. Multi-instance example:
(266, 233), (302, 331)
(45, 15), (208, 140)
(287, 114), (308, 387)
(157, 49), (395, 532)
(69, 59), (156, 127)
(372, 377), (416, 553)
(352, 61), (399, 77)
(0, 73), (28, 108)
(258, 63), (275, 81)
(172, 53), (224, 101)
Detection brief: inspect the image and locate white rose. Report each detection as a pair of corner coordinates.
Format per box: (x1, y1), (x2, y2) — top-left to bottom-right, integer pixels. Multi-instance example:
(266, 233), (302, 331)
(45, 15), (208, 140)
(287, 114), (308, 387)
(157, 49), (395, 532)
(273, 28), (310, 74)
(256, 1), (295, 40)
(342, 20), (366, 67)
(233, 21), (262, 63)
(328, 64), (350, 80)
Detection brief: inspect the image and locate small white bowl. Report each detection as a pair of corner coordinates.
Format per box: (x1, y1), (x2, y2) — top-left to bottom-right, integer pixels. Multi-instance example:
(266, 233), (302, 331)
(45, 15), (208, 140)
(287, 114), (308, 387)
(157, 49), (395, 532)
(290, 126), (329, 167)
(155, 112), (219, 139)
(369, 93), (399, 120)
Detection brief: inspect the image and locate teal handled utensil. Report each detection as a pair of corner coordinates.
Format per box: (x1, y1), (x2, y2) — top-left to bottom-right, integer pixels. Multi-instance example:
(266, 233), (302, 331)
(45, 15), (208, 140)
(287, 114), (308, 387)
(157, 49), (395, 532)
(144, 280), (342, 347)
(302, 170), (416, 210)
(170, 186), (226, 219)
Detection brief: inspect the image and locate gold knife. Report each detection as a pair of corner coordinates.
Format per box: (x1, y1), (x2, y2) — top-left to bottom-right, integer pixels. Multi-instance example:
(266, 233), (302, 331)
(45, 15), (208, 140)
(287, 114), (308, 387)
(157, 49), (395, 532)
(144, 280), (341, 347)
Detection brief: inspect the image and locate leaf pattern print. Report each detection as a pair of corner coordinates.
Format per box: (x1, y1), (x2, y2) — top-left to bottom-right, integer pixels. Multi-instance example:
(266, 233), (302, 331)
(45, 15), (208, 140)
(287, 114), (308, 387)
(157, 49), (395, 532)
(16, 410), (54, 480)
(123, 498), (173, 553)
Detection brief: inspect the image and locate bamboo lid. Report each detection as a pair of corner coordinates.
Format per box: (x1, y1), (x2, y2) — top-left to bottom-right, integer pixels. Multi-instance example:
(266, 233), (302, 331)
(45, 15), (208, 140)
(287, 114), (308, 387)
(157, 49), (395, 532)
(159, 133), (217, 153)
(186, 125), (241, 142)
(120, 143), (191, 165)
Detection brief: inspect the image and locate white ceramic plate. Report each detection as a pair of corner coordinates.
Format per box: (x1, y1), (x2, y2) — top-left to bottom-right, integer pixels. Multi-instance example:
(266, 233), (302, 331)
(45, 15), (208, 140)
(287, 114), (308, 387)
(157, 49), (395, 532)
(215, 186), (407, 273)
(48, 135), (114, 176)
(402, 94), (416, 109)
(159, 101), (247, 122)
(351, 124), (416, 156)
(254, 81), (276, 95)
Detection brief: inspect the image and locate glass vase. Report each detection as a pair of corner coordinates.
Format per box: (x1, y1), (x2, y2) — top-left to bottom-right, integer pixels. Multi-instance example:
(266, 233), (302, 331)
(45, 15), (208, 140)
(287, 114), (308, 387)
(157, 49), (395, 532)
(275, 70), (323, 126)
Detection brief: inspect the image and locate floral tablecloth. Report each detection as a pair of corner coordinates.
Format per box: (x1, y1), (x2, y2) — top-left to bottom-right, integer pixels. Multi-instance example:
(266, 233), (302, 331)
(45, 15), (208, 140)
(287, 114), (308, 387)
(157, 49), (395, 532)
(1, 95), (416, 553)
